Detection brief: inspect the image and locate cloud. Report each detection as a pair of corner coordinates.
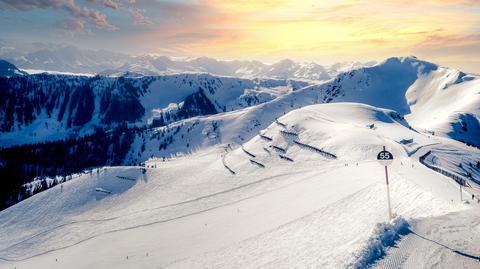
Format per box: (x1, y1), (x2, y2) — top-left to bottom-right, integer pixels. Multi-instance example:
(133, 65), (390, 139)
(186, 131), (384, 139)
(414, 34), (480, 57)
(0, 0), (116, 29)
(420, 0), (480, 6)
(0, 0), (73, 11)
(0, 0), (156, 30)
(84, 0), (119, 9)
(410, 33), (480, 73)
(81, 7), (115, 29)
(127, 7), (152, 25)
(58, 18), (86, 33)
(103, 0), (118, 9)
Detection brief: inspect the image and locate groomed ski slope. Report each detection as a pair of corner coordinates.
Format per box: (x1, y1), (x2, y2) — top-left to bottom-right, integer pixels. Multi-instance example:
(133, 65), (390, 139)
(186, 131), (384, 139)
(0, 103), (478, 269)
(124, 57), (480, 165)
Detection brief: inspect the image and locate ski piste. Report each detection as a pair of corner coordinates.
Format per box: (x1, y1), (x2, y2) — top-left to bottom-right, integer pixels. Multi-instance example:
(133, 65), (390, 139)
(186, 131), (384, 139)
(1, 101), (479, 269)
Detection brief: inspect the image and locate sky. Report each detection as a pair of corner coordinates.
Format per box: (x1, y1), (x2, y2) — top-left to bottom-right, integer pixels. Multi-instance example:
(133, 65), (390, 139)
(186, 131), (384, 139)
(0, 0), (479, 73)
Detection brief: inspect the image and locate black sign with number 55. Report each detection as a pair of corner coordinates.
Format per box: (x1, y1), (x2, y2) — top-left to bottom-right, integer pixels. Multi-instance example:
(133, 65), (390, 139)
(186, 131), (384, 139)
(377, 151), (393, 160)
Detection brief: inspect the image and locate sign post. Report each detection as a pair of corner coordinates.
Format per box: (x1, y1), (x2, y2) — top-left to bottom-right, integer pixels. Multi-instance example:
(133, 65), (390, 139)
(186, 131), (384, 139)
(459, 179), (463, 202)
(377, 146), (394, 221)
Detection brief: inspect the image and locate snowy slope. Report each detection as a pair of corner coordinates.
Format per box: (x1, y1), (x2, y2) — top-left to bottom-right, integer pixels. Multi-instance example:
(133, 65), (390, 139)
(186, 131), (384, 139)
(124, 57), (479, 164)
(1, 56), (479, 269)
(0, 102), (478, 269)
(405, 68), (480, 147)
(0, 73), (305, 147)
(421, 140), (480, 187)
(372, 209), (480, 269)
(2, 56), (478, 150)
(2, 56), (479, 215)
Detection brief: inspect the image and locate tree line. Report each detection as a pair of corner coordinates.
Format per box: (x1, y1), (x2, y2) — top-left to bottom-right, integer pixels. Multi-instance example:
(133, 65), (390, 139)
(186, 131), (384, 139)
(0, 124), (142, 210)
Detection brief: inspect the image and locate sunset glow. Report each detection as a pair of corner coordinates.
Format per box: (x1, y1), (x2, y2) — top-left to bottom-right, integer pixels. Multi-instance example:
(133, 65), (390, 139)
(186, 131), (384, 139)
(147, 0), (479, 67)
(0, 0), (479, 72)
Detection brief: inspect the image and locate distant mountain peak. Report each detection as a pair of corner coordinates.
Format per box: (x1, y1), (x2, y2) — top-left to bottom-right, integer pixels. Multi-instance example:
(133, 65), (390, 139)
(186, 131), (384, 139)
(373, 56), (439, 75)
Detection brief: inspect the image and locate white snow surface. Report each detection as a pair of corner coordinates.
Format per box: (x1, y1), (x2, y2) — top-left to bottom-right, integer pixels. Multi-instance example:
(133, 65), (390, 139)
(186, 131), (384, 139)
(0, 73), (303, 147)
(123, 57), (480, 165)
(1, 103), (478, 269)
(124, 57), (480, 162)
(21, 69), (96, 77)
(3, 56), (479, 150)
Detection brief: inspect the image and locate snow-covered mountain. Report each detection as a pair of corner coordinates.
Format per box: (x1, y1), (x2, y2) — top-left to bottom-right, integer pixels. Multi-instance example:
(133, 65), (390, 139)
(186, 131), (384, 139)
(1, 55), (478, 210)
(1, 56), (479, 157)
(124, 56), (480, 162)
(0, 41), (374, 80)
(1, 54), (480, 268)
(0, 70), (307, 147)
(0, 40), (130, 74)
(1, 102), (478, 268)
(102, 55), (371, 81)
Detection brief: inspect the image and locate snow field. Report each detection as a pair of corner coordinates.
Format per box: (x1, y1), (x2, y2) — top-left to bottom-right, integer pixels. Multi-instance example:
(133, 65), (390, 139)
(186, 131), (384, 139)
(0, 102), (478, 269)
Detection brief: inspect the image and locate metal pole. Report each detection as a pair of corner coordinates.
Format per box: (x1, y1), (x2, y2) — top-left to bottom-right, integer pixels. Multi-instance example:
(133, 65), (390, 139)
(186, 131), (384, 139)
(382, 146), (393, 221)
(385, 165), (393, 221)
(459, 180), (462, 202)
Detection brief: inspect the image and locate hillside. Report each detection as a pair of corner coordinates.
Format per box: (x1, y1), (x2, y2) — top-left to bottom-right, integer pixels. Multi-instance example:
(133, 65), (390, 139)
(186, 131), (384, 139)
(0, 73), (305, 147)
(127, 57), (480, 162)
(0, 103), (478, 268)
(1, 56), (479, 211)
(3, 56), (477, 149)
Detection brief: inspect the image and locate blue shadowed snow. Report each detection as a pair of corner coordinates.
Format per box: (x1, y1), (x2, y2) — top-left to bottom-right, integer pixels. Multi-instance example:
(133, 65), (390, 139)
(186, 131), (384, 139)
(447, 113), (480, 148)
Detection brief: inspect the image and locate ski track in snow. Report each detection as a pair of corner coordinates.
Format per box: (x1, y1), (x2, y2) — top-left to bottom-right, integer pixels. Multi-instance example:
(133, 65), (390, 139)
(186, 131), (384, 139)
(372, 210), (480, 269)
(0, 163), (342, 261)
(0, 102), (479, 269)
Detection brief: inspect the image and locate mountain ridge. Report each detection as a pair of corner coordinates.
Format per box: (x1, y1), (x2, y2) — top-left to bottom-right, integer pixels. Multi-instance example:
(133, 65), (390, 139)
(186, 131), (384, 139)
(0, 41), (374, 80)
(0, 56), (478, 211)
